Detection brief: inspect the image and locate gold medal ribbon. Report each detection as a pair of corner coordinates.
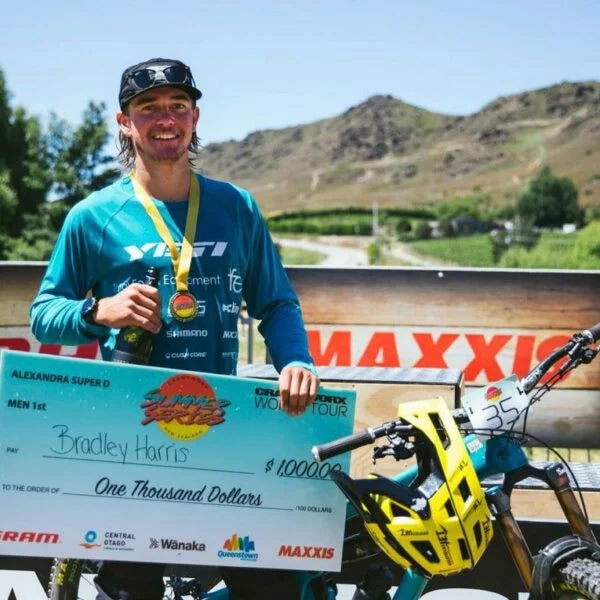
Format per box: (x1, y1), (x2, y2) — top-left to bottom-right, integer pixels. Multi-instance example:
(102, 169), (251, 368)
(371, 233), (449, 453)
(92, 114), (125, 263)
(130, 171), (200, 292)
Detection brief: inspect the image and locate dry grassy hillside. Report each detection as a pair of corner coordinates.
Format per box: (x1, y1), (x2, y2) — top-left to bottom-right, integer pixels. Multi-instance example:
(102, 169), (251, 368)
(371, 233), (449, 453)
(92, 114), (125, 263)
(195, 81), (600, 215)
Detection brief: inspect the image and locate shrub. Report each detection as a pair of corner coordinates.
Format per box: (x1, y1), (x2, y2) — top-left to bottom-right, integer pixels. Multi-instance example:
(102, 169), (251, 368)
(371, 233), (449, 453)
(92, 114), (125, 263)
(414, 221), (432, 240)
(517, 166), (583, 227)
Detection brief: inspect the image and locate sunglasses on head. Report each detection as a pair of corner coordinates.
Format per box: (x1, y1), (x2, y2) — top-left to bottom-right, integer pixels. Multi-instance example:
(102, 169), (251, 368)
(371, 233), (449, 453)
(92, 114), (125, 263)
(128, 65), (194, 90)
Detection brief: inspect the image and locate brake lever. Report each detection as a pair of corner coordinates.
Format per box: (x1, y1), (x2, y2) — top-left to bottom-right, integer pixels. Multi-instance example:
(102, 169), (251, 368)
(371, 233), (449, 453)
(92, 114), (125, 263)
(581, 346), (599, 364)
(372, 434), (415, 463)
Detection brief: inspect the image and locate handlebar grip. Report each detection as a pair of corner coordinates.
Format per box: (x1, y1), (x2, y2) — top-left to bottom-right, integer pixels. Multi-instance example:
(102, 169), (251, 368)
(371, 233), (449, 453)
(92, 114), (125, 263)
(312, 428), (375, 461)
(585, 322), (600, 343)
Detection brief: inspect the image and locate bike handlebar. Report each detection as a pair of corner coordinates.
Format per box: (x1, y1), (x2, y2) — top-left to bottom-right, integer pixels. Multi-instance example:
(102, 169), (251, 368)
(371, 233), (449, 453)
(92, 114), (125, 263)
(312, 323), (599, 462)
(521, 321), (600, 393)
(312, 427), (380, 461)
(585, 322), (600, 344)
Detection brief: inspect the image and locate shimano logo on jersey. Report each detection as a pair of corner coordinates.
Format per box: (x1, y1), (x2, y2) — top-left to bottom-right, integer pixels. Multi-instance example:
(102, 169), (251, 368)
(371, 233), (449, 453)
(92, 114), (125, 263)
(166, 329), (208, 338)
(124, 241), (227, 261)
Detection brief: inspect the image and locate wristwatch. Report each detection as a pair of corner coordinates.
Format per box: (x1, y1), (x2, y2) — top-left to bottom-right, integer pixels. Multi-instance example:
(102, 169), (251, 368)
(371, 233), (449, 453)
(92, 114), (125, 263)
(80, 297), (99, 325)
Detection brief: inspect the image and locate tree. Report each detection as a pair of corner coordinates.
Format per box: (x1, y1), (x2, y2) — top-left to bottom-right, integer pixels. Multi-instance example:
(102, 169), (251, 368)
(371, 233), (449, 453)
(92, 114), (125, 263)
(47, 102), (120, 208)
(0, 66), (120, 260)
(517, 166), (583, 227)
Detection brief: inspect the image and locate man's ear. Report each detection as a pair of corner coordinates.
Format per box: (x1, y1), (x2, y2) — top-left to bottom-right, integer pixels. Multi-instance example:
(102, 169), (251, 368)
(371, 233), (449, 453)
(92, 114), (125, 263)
(116, 111), (131, 137)
(193, 106), (200, 128)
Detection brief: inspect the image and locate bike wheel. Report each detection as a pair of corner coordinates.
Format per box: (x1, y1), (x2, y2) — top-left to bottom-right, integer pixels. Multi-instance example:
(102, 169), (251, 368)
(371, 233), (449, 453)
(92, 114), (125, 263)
(47, 558), (89, 600)
(551, 557), (600, 600)
(47, 557), (210, 600)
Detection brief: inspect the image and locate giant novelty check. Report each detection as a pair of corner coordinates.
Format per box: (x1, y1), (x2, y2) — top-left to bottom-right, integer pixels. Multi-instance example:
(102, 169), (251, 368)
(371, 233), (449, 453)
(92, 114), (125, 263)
(0, 350), (355, 571)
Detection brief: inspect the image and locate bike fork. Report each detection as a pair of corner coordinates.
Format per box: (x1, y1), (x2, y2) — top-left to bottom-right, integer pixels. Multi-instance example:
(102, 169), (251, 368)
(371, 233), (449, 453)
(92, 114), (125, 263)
(486, 487), (534, 590)
(545, 462), (596, 542)
(486, 461), (597, 592)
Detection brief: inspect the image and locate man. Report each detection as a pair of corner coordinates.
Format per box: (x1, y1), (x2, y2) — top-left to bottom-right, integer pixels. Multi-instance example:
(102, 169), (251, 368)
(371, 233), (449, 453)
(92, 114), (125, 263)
(30, 57), (320, 600)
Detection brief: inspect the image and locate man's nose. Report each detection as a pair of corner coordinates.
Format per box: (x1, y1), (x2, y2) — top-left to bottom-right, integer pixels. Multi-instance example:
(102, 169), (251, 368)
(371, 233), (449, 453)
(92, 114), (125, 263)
(155, 108), (177, 123)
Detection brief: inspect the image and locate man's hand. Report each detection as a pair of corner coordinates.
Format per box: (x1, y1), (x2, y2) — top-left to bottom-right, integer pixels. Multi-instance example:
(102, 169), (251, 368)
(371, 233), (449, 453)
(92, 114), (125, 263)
(278, 365), (319, 416)
(94, 284), (162, 333)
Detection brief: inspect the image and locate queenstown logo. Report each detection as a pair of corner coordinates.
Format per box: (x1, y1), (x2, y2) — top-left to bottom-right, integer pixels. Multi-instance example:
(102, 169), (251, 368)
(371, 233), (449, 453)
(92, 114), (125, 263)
(149, 536), (206, 552)
(124, 241), (227, 261)
(79, 530), (101, 550)
(141, 373), (230, 442)
(0, 530), (59, 544)
(217, 533), (258, 561)
(278, 545), (335, 559)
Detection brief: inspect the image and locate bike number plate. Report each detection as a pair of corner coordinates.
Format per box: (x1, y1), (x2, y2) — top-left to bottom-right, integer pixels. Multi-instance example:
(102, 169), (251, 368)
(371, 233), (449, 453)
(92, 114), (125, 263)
(462, 375), (529, 433)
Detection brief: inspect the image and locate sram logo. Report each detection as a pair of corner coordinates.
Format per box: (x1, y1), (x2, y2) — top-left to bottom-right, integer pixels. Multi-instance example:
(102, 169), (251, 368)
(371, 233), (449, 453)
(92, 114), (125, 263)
(0, 530), (59, 544)
(278, 545), (335, 559)
(124, 241), (227, 261)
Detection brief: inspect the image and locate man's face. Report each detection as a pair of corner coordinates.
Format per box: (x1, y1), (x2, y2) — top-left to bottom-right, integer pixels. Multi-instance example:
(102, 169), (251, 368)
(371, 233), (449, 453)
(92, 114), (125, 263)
(117, 86), (199, 164)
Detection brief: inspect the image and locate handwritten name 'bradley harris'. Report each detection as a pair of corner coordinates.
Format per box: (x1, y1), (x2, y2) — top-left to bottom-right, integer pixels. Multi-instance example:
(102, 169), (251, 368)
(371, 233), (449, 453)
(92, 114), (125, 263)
(94, 476), (263, 506)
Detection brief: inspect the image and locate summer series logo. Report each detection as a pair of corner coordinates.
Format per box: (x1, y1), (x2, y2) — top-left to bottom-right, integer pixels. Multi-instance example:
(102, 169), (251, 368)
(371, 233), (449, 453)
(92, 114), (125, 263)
(218, 533), (258, 561)
(141, 373), (231, 441)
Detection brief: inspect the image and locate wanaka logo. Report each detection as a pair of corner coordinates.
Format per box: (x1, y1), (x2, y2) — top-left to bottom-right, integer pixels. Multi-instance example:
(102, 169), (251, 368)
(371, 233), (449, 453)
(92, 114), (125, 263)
(485, 385), (502, 403)
(278, 545), (335, 559)
(141, 373), (231, 441)
(79, 530), (101, 550)
(217, 533), (258, 561)
(149, 536), (206, 552)
(0, 530), (59, 544)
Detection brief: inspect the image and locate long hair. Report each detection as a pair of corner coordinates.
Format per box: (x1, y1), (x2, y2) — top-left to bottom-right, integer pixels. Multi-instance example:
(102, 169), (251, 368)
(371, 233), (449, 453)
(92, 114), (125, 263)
(117, 132), (200, 170)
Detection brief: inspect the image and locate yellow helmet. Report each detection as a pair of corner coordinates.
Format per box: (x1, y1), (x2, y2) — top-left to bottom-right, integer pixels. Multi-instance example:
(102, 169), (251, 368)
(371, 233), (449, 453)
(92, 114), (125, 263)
(332, 397), (493, 577)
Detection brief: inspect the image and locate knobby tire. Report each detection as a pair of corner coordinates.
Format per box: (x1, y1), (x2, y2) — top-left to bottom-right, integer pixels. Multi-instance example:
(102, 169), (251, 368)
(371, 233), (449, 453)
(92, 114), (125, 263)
(553, 557), (600, 600)
(48, 558), (85, 600)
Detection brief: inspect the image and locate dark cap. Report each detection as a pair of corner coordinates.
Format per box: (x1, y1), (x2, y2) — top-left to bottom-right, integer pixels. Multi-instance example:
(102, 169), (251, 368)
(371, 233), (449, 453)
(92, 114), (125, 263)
(119, 57), (202, 110)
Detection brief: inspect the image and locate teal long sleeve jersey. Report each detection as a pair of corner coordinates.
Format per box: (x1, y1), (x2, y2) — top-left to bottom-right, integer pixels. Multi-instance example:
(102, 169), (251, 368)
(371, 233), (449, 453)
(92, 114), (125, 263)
(30, 174), (315, 375)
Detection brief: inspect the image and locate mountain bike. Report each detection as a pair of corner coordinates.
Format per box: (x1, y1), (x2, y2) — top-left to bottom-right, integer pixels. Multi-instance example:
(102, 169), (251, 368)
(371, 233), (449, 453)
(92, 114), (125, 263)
(313, 322), (600, 600)
(48, 323), (600, 600)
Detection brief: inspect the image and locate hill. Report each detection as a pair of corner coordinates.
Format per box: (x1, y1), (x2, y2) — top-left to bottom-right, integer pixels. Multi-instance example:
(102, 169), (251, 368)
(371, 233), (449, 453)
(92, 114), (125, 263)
(195, 82), (600, 215)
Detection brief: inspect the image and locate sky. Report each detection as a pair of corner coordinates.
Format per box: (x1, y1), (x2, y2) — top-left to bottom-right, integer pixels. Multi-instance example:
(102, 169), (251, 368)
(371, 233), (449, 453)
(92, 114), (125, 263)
(1, 0), (599, 146)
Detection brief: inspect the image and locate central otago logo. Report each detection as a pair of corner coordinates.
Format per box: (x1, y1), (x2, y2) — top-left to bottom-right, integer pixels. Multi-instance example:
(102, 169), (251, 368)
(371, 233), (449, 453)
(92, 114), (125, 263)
(80, 530), (102, 550)
(141, 373), (231, 442)
(217, 533), (258, 561)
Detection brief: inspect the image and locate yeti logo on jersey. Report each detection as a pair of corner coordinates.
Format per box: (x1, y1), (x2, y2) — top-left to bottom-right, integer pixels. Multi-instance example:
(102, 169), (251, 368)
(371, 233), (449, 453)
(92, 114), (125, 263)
(124, 242), (228, 261)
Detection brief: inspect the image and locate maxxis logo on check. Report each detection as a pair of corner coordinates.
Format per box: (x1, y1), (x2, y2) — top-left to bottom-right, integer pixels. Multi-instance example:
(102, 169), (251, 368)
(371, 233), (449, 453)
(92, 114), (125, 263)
(278, 545), (335, 559)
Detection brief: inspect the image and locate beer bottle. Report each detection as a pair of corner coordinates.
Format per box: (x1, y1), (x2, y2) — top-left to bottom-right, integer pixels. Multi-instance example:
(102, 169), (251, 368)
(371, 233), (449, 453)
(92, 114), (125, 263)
(111, 266), (160, 364)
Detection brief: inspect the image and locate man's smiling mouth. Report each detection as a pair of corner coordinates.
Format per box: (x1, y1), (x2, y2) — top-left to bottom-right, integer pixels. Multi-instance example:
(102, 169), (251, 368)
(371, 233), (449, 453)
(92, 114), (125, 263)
(152, 133), (178, 140)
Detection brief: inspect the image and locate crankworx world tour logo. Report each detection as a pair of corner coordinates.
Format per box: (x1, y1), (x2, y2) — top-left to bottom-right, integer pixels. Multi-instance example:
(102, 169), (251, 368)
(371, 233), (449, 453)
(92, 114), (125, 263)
(140, 373), (230, 441)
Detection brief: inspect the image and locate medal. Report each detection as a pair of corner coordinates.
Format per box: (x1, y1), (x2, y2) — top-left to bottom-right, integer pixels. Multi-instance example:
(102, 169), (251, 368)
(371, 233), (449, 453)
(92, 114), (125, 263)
(131, 171), (201, 322)
(169, 291), (198, 322)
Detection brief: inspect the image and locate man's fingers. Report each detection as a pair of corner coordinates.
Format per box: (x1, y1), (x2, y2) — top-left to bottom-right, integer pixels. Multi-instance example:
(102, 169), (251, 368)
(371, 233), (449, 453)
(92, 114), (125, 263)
(95, 283), (162, 332)
(278, 370), (291, 413)
(278, 367), (320, 417)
